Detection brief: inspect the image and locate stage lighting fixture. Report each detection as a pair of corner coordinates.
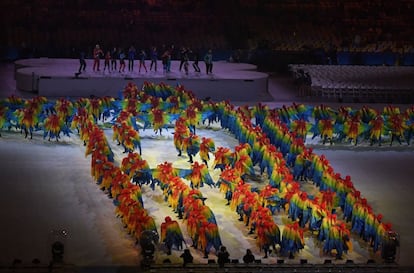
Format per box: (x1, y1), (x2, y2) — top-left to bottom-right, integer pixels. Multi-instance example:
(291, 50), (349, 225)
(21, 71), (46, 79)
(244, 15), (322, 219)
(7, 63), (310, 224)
(367, 259), (376, 264)
(231, 259), (239, 264)
(277, 259), (284, 264)
(207, 259), (216, 264)
(346, 259), (354, 264)
(300, 259), (308, 264)
(324, 259), (332, 264)
(254, 259), (262, 264)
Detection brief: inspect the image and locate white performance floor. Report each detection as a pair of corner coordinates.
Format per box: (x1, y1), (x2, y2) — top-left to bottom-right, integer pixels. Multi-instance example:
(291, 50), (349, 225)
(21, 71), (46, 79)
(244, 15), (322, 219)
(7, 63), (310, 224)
(0, 122), (413, 268)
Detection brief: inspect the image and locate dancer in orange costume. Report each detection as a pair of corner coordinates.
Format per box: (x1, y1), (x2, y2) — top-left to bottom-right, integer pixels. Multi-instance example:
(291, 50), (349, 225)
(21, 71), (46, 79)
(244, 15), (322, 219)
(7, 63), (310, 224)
(160, 216), (185, 255)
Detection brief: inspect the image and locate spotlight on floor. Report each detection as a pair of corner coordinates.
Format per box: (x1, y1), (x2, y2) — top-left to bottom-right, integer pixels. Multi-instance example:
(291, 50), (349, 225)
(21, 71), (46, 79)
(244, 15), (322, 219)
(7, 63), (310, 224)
(324, 259), (332, 264)
(367, 259), (376, 264)
(346, 259), (354, 264)
(207, 259), (216, 264)
(231, 259), (239, 264)
(254, 259), (262, 264)
(300, 259), (308, 264)
(277, 259), (284, 264)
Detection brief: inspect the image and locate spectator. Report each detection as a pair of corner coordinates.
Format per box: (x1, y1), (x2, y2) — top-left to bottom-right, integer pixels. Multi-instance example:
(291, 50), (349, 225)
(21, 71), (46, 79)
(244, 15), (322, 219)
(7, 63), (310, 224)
(217, 245), (230, 268)
(242, 249), (255, 264)
(180, 248), (193, 267)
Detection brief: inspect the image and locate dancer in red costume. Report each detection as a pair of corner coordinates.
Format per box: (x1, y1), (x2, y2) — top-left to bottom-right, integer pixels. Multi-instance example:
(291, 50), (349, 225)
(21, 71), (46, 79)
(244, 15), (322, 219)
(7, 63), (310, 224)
(93, 44), (104, 72)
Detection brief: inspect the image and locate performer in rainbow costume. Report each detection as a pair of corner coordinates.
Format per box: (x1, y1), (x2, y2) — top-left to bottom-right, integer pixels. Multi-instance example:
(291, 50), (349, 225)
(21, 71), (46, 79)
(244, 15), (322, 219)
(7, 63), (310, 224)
(183, 191), (222, 258)
(54, 98), (75, 126)
(323, 222), (351, 259)
(280, 221), (304, 259)
(0, 105), (9, 136)
(342, 115), (364, 145)
(15, 100), (42, 139)
(213, 146), (233, 171)
(173, 117), (190, 156)
(199, 136), (215, 167)
(160, 216), (185, 255)
(43, 113), (70, 141)
(367, 114), (385, 146)
(290, 119), (311, 143)
(182, 132), (200, 163)
(183, 104), (202, 134)
(386, 113), (407, 146)
(182, 161), (214, 188)
(259, 184), (283, 214)
(148, 108), (171, 136)
(217, 165), (243, 205)
(312, 118), (335, 145)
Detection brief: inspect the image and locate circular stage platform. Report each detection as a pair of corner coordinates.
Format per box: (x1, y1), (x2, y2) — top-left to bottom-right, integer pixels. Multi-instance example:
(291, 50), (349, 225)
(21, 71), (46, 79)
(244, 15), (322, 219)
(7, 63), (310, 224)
(15, 58), (269, 101)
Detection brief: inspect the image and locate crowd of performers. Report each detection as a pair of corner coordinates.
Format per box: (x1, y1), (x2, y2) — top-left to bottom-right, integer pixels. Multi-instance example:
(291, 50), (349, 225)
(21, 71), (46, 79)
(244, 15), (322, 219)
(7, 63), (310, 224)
(0, 81), (406, 263)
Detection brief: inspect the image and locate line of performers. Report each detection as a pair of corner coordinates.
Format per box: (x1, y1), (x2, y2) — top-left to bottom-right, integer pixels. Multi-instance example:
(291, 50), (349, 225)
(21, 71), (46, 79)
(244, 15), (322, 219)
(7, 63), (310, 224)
(76, 44), (212, 76)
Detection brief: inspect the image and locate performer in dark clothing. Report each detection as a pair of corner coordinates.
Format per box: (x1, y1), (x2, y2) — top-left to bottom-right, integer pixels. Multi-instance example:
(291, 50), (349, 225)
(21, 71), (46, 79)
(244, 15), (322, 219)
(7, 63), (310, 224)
(111, 47), (118, 72)
(191, 48), (201, 73)
(75, 49), (86, 76)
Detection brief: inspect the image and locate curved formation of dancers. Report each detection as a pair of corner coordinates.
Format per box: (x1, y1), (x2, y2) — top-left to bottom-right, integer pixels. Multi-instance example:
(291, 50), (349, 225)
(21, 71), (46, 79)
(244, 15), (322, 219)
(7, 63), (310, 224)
(0, 81), (407, 264)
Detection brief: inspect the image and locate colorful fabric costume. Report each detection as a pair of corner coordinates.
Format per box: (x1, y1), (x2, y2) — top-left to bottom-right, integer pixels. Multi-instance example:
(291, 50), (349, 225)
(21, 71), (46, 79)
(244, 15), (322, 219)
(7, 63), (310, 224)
(160, 216), (185, 255)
